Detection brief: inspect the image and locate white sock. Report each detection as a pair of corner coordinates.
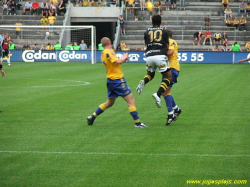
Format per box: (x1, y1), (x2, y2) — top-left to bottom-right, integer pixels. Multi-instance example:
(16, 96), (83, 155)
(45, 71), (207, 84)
(7, 58), (10, 65)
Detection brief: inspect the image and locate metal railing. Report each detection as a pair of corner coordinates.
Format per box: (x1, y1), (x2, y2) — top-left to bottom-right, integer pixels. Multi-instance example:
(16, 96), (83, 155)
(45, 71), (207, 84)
(113, 1), (125, 50)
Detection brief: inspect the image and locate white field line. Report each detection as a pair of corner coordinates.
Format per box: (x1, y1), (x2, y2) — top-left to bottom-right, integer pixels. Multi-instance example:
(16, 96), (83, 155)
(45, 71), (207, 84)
(2, 79), (90, 88)
(0, 151), (249, 157)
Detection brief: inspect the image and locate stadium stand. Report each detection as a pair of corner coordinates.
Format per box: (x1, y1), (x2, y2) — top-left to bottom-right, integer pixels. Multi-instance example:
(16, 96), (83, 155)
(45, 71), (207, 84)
(0, 0), (249, 51)
(122, 0), (249, 51)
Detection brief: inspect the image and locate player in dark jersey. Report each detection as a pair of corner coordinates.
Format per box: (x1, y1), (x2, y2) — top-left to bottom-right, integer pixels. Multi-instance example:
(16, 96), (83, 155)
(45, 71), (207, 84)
(0, 35), (5, 113)
(2, 34), (12, 67)
(136, 14), (172, 110)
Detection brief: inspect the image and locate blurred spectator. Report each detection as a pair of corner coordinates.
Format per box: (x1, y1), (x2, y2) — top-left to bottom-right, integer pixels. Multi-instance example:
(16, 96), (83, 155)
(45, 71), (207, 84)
(31, 0), (40, 15)
(15, 20), (22, 39)
(222, 0), (229, 11)
(40, 15), (48, 35)
(80, 40), (88, 50)
(155, 1), (162, 15)
(10, 0), (17, 15)
(226, 16), (233, 29)
(238, 1), (246, 16)
(246, 2), (250, 17)
(224, 5), (232, 21)
(239, 15), (247, 31)
(98, 42), (104, 50)
(127, 0), (133, 14)
(221, 44), (229, 52)
(133, 0), (141, 21)
(233, 17), (240, 30)
(116, 44), (122, 51)
(83, 0), (89, 6)
(222, 32), (228, 45)
(135, 46), (140, 51)
(46, 42), (54, 50)
(23, 0), (33, 15)
(8, 40), (15, 50)
(54, 41), (62, 50)
(48, 12), (56, 34)
(203, 15), (211, 30)
(65, 42), (73, 50)
(75, 1), (80, 6)
(245, 40), (250, 51)
(22, 41), (31, 50)
(58, 0), (66, 15)
(203, 30), (212, 45)
(73, 42), (80, 50)
(40, 44), (46, 50)
(146, 0), (154, 20)
(164, 0), (170, 10)
(170, 0), (176, 10)
(179, 0), (185, 11)
(109, 0), (116, 7)
(33, 43), (39, 51)
(3, 0), (8, 14)
(40, 0), (49, 17)
(212, 45), (221, 51)
(213, 30), (222, 45)
(193, 31), (204, 45)
(49, 1), (57, 16)
(229, 41), (242, 52)
(122, 44), (130, 51)
(120, 40), (126, 50)
(119, 15), (126, 35)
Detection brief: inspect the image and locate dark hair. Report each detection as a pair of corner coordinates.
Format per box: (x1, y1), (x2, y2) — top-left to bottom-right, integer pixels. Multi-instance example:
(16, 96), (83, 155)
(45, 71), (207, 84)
(234, 42), (237, 45)
(166, 29), (172, 38)
(152, 14), (161, 26)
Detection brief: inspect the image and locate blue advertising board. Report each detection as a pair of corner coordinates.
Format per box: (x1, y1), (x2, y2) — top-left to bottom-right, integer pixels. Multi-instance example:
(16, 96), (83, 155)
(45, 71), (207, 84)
(6, 50), (250, 64)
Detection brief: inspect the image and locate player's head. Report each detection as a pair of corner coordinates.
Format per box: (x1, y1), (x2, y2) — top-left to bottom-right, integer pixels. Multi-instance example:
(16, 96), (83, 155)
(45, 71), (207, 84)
(166, 29), (172, 39)
(152, 15), (161, 26)
(101, 37), (111, 48)
(81, 40), (85, 43)
(74, 42), (77, 45)
(4, 34), (8, 39)
(9, 40), (13, 44)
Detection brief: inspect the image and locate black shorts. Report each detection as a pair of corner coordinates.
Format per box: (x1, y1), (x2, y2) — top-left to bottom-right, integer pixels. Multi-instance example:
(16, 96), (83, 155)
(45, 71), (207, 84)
(214, 38), (221, 41)
(134, 8), (139, 16)
(194, 33), (199, 38)
(171, 0), (176, 4)
(16, 31), (20, 35)
(2, 49), (9, 57)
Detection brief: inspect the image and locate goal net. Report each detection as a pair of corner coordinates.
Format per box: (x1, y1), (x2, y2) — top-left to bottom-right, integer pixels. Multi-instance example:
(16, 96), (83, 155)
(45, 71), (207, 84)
(0, 25), (96, 64)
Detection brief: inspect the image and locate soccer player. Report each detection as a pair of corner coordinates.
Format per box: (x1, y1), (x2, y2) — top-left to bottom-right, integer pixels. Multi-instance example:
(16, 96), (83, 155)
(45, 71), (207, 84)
(87, 37), (147, 128)
(2, 34), (12, 67)
(73, 42), (80, 50)
(136, 15), (172, 110)
(163, 29), (183, 125)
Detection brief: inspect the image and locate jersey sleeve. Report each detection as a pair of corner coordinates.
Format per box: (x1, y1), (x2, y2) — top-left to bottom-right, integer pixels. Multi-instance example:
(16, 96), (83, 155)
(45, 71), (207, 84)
(107, 49), (118, 63)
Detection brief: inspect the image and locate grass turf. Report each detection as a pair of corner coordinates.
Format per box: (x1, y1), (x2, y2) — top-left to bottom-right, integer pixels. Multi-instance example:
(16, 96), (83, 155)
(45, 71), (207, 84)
(0, 62), (249, 187)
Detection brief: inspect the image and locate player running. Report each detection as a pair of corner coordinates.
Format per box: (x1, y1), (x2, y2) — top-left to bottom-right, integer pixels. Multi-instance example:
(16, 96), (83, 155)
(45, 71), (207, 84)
(2, 34), (12, 67)
(87, 37), (148, 128)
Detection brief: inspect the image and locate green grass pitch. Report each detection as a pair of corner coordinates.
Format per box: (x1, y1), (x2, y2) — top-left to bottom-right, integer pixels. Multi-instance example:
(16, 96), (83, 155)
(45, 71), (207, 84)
(0, 62), (249, 187)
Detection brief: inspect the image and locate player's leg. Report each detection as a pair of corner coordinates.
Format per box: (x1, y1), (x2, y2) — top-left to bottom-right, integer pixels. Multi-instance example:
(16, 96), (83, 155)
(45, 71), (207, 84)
(162, 69), (182, 126)
(6, 50), (11, 67)
(152, 55), (172, 108)
(0, 50), (5, 77)
(123, 93), (148, 128)
(136, 56), (156, 94)
(87, 98), (116, 125)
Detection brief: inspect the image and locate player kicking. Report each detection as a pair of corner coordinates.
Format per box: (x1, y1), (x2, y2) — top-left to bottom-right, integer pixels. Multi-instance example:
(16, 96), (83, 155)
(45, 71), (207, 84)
(136, 15), (182, 125)
(87, 37), (148, 128)
(2, 34), (12, 67)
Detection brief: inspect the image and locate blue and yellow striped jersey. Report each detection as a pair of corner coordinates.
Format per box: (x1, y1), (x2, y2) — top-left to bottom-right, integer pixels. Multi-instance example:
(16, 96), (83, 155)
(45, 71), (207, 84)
(168, 39), (180, 72)
(101, 49), (124, 80)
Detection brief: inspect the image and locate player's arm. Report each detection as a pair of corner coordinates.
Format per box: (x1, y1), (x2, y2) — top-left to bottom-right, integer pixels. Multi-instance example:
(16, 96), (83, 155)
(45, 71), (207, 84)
(115, 53), (128, 64)
(238, 58), (250, 63)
